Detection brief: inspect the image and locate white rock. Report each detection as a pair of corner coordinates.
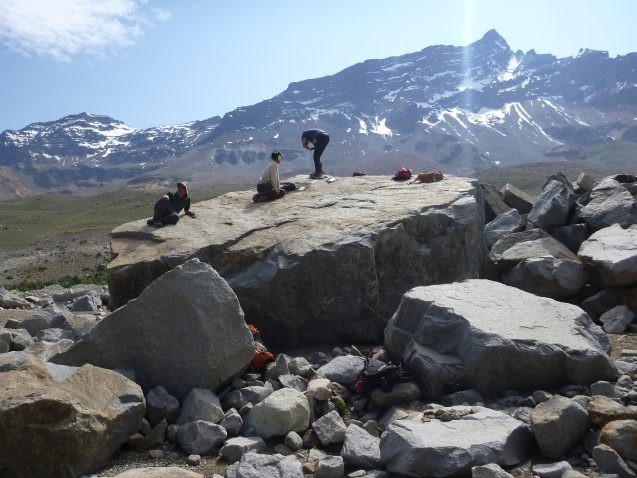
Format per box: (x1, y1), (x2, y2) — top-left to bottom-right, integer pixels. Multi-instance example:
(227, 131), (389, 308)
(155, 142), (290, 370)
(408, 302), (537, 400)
(244, 388), (310, 439)
(578, 224), (637, 287)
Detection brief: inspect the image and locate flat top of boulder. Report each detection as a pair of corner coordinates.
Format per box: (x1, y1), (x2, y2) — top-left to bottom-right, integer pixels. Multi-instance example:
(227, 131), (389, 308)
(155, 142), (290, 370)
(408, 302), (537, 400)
(109, 175), (477, 269)
(579, 224), (637, 261)
(402, 279), (602, 350)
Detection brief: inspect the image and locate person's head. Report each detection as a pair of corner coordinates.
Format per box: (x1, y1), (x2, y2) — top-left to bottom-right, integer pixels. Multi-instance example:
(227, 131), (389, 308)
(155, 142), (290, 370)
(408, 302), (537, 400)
(271, 151), (282, 163)
(176, 181), (188, 198)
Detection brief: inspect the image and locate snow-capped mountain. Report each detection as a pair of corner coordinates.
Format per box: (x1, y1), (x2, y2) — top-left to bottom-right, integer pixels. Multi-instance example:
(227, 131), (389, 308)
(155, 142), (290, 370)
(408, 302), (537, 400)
(1, 29), (636, 195)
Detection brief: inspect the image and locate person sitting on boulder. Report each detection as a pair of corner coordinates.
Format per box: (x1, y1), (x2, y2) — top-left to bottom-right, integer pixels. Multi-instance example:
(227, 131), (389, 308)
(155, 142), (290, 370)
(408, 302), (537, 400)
(253, 152), (286, 202)
(147, 181), (196, 227)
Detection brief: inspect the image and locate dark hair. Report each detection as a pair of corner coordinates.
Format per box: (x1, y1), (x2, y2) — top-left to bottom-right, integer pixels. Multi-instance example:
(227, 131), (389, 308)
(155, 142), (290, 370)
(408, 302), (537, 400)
(271, 151), (282, 161)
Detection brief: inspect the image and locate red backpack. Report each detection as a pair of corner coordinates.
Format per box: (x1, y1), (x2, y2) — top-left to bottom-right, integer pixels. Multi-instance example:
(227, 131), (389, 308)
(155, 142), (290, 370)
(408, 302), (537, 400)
(392, 167), (413, 181)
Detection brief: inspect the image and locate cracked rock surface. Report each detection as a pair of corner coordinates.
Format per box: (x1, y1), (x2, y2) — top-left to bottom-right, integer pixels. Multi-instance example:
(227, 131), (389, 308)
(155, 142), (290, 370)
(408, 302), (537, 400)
(108, 175), (485, 348)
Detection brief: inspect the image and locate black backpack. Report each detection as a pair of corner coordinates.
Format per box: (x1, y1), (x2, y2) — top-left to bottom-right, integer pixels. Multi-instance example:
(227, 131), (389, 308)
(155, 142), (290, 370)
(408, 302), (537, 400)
(354, 357), (407, 394)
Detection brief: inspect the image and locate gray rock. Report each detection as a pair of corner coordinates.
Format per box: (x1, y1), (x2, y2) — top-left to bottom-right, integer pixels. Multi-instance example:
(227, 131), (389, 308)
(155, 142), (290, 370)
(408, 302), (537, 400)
(176, 420), (227, 455)
(369, 381), (421, 407)
(220, 408), (243, 437)
(36, 327), (75, 342)
(288, 357), (313, 377)
(265, 354), (290, 380)
(484, 209), (525, 249)
(501, 256), (587, 299)
(51, 260), (255, 399)
(316, 355), (365, 386)
(243, 388), (311, 439)
(71, 294), (102, 312)
(599, 420), (637, 462)
(380, 406), (532, 477)
(0, 350), (38, 371)
(578, 225), (637, 287)
(472, 463), (514, 478)
(24, 339), (74, 360)
(0, 288), (29, 309)
(220, 436), (266, 462)
(53, 287), (93, 303)
(284, 431), (303, 451)
(385, 280), (616, 398)
(0, 327), (33, 351)
(593, 444), (636, 478)
(502, 183), (535, 214)
(591, 381), (620, 398)
(0, 355), (144, 478)
(562, 470), (588, 478)
(578, 177), (637, 232)
(528, 180), (575, 231)
(307, 378), (332, 401)
(340, 424), (381, 469)
(107, 176), (485, 349)
(532, 461), (572, 478)
(552, 224), (591, 255)
(576, 173), (595, 192)
(111, 467), (204, 477)
(601, 306), (635, 334)
(177, 388), (224, 425)
(530, 396), (590, 459)
(532, 390), (553, 404)
(146, 386), (180, 426)
(238, 382), (275, 406)
(312, 410), (347, 446)
(315, 455), (344, 478)
(224, 452), (303, 478)
(187, 455), (201, 466)
(278, 374), (307, 392)
(19, 304), (73, 336)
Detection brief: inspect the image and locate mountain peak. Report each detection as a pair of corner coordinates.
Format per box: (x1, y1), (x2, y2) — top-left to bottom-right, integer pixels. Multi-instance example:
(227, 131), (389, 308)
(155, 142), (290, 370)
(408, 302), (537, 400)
(473, 29), (509, 50)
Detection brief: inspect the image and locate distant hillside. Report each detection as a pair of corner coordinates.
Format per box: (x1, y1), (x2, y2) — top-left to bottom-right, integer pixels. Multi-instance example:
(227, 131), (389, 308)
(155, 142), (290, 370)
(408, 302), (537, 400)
(1, 29), (636, 197)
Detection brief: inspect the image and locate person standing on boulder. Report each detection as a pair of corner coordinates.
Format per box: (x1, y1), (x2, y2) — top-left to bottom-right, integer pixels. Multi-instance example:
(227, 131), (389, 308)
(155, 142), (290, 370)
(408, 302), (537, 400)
(147, 181), (196, 227)
(254, 152), (286, 202)
(301, 129), (330, 178)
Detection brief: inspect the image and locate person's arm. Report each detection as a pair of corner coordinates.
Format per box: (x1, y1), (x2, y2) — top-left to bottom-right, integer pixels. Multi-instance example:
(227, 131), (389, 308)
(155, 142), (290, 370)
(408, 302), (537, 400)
(301, 136), (311, 150)
(272, 163), (280, 190)
(184, 197), (196, 217)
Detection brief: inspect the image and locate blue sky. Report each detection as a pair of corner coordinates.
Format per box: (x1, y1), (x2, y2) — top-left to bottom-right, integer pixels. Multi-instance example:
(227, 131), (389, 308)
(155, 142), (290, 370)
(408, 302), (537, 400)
(1, 0), (636, 132)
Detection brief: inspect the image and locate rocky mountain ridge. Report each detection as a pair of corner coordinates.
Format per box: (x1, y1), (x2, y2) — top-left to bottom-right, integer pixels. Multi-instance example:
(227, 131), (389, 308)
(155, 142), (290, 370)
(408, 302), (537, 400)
(1, 30), (636, 197)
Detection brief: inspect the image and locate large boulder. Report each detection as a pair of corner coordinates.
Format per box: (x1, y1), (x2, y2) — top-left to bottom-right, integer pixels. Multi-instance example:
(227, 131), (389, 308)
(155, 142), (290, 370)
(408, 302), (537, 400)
(51, 259), (254, 399)
(501, 184), (535, 214)
(578, 176), (637, 231)
(0, 357), (145, 478)
(0, 288), (29, 309)
(528, 180), (575, 232)
(380, 406), (532, 477)
(385, 279), (616, 397)
(490, 229), (579, 270)
(578, 224), (637, 287)
(107, 176), (485, 348)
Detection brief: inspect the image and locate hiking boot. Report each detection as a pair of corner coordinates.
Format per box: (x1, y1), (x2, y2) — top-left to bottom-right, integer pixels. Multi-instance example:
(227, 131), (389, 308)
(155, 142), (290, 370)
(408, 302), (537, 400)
(309, 171), (325, 179)
(147, 218), (163, 227)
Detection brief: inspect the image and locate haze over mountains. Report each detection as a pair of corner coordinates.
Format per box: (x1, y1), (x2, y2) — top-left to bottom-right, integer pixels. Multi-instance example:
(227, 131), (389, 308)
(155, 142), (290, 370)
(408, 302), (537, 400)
(1, 29), (636, 197)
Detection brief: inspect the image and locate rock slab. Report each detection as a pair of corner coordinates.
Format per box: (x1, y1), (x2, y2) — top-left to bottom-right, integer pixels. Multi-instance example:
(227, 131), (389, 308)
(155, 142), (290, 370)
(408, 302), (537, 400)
(107, 176), (485, 347)
(385, 279), (616, 397)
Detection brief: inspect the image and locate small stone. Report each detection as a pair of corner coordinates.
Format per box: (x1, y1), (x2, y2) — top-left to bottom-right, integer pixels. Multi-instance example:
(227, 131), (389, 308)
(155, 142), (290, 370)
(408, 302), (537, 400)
(316, 455), (344, 478)
(312, 410), (346, 446)
(532, 391), (553, 403)
(166, 424), (179, 443)
(307, 378), (332, 401)
(187, 454), (201, 466)
(284, 431), (303, 451)
(148, 449), (164, 459)
(592, 381), (620, 398)
(532, 461), (572, 478)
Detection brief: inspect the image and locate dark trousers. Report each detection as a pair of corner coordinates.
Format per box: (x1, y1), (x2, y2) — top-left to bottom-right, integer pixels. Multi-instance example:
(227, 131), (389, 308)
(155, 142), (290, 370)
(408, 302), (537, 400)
(313, 133), (330, 174)
(153, 197), (180, 225)
(257, 183), (286, 200)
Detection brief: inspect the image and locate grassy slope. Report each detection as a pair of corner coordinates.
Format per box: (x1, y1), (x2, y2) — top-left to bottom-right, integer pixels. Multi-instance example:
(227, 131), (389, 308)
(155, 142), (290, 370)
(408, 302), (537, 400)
(0, 184), (245, 251)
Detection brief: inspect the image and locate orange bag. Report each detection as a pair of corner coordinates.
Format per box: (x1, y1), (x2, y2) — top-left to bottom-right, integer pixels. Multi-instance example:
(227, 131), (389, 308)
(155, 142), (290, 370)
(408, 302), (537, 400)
(251, 343), (274, 371)
(416, 171), (444, 183)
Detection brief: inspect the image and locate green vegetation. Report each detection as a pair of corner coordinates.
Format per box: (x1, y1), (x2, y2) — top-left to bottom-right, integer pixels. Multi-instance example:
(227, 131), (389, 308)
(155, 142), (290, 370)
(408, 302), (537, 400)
(10, 271), (109, 292)
(0, 184), (245, 251)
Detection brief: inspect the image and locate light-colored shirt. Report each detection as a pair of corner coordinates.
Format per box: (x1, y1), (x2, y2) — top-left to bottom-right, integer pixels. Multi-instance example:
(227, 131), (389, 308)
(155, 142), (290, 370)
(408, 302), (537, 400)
(258, 161), (280, 190)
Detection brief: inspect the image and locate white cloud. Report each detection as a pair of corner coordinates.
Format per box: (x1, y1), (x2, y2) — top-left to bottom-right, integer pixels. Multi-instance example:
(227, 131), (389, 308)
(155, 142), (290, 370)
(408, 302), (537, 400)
(0, 0), (170, 62)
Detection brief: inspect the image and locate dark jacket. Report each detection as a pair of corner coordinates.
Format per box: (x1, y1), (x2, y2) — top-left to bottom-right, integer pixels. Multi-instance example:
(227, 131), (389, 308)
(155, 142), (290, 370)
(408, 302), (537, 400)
(167, 191), (190, 213)
(302, 129), (328, 145)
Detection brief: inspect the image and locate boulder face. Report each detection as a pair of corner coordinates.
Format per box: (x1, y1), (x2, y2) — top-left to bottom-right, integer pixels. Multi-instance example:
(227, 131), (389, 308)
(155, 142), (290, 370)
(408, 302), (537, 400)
(0, 357), (145, 478)
(52, 259), (254, 399)
(578, 224), (637, 287)
(107, 175), (485, 348)
(384, 279), (616, 397)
